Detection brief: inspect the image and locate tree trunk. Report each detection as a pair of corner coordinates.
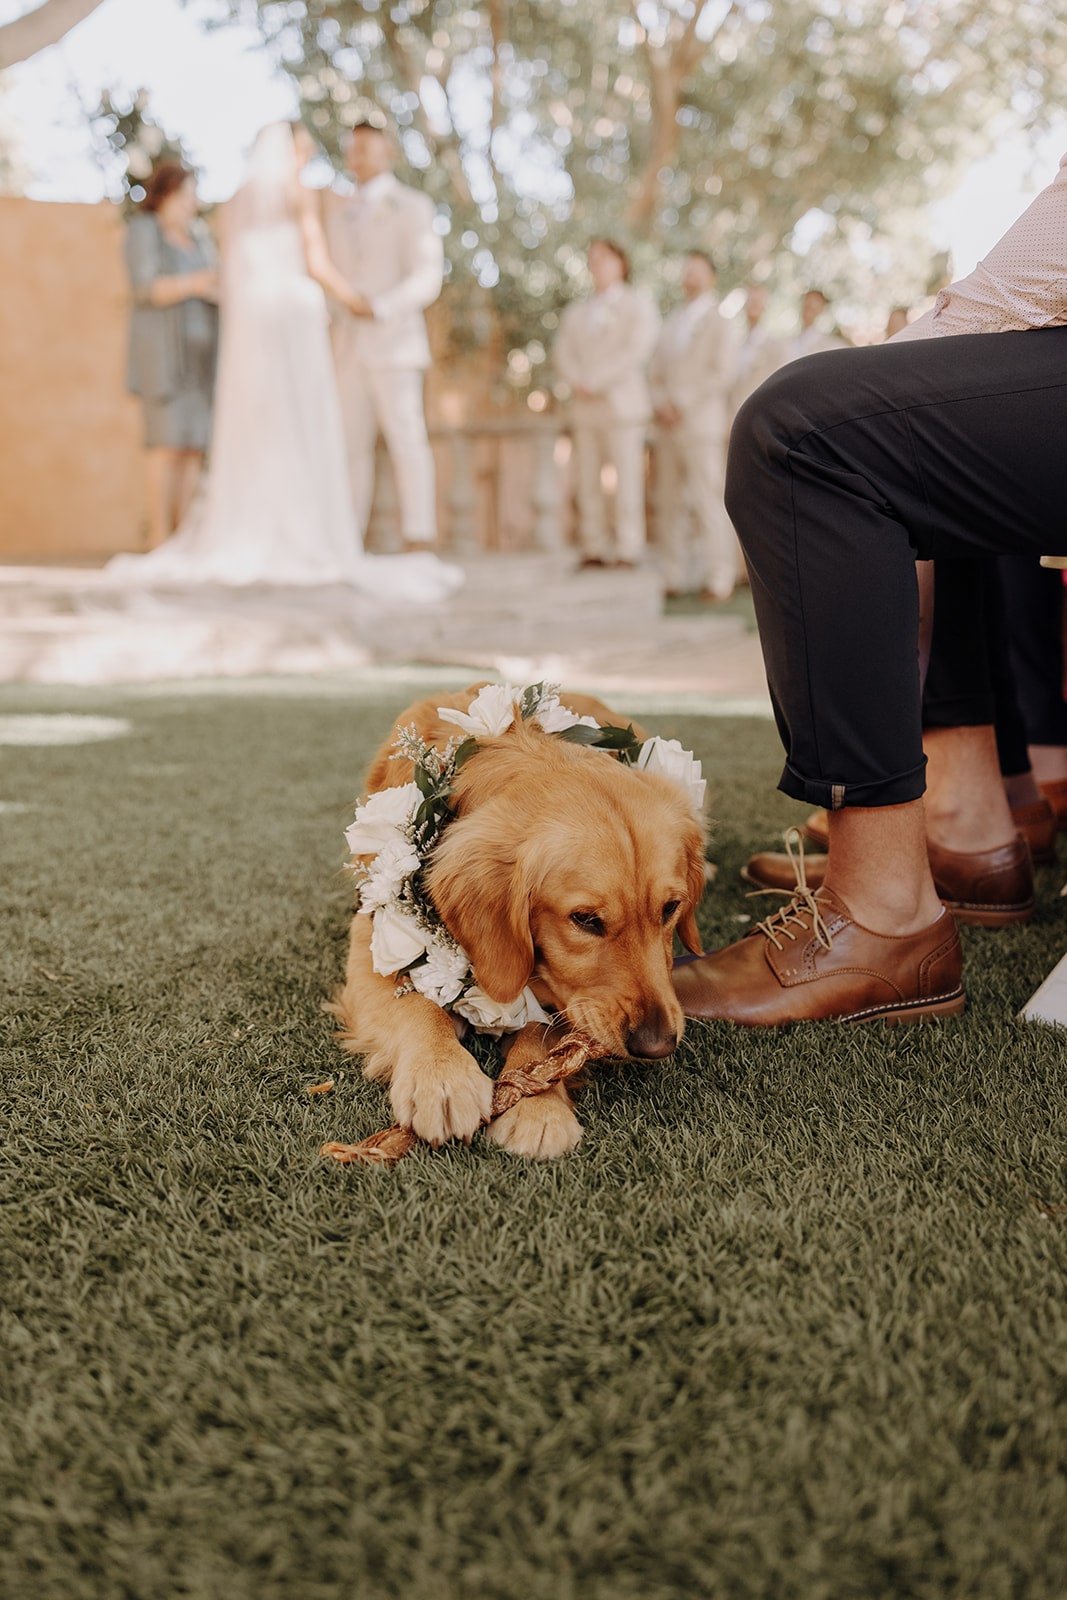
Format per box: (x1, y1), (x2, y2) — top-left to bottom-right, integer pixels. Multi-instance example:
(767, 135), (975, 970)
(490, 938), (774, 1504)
(626, 53), (682, 234)
(0, 0), (107, 71)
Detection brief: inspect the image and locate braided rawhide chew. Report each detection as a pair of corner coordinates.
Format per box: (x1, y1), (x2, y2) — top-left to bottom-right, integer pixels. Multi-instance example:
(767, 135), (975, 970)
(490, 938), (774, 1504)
(320, 1030), (606, 1167)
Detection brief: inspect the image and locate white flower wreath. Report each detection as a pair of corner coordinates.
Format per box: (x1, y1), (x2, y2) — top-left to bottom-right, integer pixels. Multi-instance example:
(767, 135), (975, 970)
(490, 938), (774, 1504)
(344, 682), (706, 1037)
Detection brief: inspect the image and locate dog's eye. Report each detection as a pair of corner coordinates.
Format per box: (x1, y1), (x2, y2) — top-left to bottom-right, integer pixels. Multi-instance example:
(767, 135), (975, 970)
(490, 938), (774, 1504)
(570, 911), (605, 937)
(662, 900), (681, 923)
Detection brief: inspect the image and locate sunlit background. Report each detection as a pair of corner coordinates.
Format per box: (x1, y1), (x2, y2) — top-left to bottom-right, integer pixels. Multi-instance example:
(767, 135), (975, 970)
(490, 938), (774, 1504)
(4, 0), (1067, 301)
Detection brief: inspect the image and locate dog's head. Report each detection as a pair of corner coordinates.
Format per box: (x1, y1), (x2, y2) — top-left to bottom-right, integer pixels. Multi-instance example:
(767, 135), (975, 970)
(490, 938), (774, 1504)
(425, 720), (707, 1059)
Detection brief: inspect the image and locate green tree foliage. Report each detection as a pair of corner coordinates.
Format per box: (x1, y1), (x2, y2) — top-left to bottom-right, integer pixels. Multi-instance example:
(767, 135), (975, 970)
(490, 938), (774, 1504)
(209, 0), (1067, 372)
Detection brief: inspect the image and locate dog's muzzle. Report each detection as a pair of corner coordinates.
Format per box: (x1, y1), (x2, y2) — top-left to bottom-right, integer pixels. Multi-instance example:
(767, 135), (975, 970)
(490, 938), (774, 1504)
(625, 1007), (681, 1060)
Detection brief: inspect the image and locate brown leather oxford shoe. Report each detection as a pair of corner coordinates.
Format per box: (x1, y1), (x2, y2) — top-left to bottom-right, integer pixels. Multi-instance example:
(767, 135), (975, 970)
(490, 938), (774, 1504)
(926, 835), (1035, 925)
(805, 800), (1056, 865)
(1011, 798), (1057, 865)
(673, 885), (965, 1026)
(747, 833), (1034, 927)
(1039, 779), (1067, 831)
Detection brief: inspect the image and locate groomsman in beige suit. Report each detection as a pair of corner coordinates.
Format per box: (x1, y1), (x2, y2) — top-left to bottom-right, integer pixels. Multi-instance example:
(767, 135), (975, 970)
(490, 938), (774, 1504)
(730, 282), (784, 413)
(649, 250), (742, 598)
(782, 287), (849, 363)
(325, 118), (443, 549)
(554, 239), (661, 568)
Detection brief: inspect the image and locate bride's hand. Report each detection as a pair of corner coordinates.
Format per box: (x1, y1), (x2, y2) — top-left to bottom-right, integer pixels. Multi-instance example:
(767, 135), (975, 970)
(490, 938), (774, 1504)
(347, 292), (374, 318)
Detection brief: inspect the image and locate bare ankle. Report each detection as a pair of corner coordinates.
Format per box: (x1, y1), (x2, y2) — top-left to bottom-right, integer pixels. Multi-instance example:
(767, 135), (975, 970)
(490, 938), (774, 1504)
(923, 799), (1015, 853)
(923, 725), (1015, 851)
(1030, 745), (1067, 785)
(824, 800), (943, 937)
(1002, 771), (1042, 810)
(824, 873), (943, 938)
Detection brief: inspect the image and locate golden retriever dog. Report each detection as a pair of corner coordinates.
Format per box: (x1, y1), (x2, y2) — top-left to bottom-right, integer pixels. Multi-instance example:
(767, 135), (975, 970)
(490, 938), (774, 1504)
(331, 685), (707, 1160)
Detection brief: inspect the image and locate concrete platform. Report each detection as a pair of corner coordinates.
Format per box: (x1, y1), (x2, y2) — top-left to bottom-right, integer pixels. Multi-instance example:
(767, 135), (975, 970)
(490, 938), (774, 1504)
(0, 556), (770, 702)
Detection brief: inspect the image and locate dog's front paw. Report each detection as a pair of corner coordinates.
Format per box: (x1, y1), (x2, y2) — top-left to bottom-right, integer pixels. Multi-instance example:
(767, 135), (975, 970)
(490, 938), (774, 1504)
(486, 1088), (583, 1160)
(390, 1046), (494, 1148)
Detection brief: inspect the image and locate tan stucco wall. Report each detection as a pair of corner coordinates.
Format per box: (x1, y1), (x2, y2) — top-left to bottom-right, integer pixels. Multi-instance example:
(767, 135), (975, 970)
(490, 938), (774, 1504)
(0, 198), (146, 562)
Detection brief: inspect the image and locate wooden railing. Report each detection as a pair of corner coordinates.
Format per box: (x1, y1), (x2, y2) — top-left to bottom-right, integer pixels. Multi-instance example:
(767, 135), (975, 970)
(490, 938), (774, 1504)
(366, 416), (576, 556)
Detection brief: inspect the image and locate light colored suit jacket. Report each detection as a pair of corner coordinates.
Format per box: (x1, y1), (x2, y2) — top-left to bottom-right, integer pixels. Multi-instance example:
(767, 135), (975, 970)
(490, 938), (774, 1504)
(781, 323), (849, 364)
(730, 324), (786, 415)
(555, 285), (661, 423)
(649, 295), (741, 436)
(325, 175), (443, 371)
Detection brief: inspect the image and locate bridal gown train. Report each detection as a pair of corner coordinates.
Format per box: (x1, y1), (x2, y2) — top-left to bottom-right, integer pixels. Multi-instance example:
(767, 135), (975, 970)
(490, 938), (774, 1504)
(107, 125), (463, 606)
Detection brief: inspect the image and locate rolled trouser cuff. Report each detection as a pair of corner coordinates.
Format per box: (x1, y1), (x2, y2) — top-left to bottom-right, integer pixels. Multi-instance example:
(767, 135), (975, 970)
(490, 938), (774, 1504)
(778, 757), (928, 810)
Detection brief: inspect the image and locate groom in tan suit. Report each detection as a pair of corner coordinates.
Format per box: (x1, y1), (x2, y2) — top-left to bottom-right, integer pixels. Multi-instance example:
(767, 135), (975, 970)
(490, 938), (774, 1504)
(325, 117), (443, 549)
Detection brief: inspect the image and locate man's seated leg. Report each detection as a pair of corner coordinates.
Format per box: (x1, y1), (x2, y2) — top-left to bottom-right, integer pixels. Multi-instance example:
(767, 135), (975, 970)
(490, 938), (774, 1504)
(676, 328), (1067, 1025)
(744, 560), (1040, 913)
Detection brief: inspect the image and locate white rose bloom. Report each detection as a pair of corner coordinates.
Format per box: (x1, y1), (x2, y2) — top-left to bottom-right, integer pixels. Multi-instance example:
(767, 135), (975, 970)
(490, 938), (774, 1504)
(533, 693), (601, 736)
(437, 683), (521, 740)
(345, 782), (421, 858)
(358, 835), (422, 913)
(452, 984), (552, 1037)
(637, 736), (707, 815)
(370, 904), (430, 977)
(409, 937), (471, 1007)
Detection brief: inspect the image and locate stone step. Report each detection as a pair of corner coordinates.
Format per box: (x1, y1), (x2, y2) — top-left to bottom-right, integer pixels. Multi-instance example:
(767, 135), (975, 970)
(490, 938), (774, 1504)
(0, 556), (665, 626)
(0, 560), (747, 686)
(0, 608), (747, 687)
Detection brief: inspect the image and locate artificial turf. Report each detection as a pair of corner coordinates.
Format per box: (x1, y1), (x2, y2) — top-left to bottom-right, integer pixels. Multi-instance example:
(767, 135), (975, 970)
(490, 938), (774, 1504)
(2, 678), (1066, 1600)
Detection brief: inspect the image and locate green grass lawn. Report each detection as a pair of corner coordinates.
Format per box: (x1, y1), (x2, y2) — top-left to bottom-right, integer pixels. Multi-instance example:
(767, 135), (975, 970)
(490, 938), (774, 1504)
(3, 679), (1066, 1600)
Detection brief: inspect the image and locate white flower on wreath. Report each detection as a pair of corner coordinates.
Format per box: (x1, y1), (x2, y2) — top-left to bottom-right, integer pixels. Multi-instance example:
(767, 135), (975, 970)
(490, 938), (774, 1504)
(452, 984), (552, 1038)
(358, 835), (422, 913)
(370, 904), (431, 977)
(532, 692), (601, 736)
(637, 736), (707, 816)
(437, 683), (521, 740)
(345, 782), (421, 858)
(409, 937), (471, 1007)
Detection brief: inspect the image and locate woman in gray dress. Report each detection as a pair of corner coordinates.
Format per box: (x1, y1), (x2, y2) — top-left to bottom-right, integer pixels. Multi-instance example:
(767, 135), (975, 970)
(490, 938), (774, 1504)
(125, 162), (219, 547)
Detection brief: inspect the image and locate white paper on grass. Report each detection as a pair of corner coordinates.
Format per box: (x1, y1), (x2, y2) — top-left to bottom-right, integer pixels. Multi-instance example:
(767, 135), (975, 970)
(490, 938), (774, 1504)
(1018, 950), (1067, 1031)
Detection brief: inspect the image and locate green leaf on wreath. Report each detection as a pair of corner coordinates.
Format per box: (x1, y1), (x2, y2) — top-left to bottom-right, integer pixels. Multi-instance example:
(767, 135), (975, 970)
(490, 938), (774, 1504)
(555, 724), (604, 748)
(452, 737), (480, 770)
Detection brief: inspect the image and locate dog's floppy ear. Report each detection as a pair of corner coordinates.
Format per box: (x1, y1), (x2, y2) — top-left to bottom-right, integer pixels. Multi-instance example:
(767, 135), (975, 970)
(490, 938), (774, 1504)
(677, 826), (707, 956)
(426, 817), (535, 1003)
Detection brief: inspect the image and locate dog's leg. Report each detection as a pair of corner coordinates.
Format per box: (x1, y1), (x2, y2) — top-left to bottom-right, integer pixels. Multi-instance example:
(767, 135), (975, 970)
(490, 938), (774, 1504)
(485, 1022), (584, 1161)
(330, 918), (493, 1147)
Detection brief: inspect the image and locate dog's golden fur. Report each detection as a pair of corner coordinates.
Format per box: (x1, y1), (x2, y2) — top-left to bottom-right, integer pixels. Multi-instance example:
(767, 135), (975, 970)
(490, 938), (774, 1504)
(331, 684), (707, 1159)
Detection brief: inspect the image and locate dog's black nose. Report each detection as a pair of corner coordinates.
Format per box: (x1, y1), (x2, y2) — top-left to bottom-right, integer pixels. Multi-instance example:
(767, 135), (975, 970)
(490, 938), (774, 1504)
(625, 1017), (680, 1059)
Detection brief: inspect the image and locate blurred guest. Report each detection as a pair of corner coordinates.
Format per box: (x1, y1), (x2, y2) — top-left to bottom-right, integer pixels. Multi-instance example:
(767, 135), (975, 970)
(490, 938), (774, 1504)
(730, 281), (785, 413)
(125, 161), (219, 547)
(325, 116), (443, 552)
(783, 287), (848, 362)
(885, 305), (911, 339)
(554, 238), (660, 569)
(649, 250), (741, 599)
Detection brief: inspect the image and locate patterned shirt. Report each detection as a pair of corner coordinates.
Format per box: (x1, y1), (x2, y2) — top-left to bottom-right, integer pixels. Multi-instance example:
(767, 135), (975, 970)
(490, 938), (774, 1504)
(893, 153), (1067, 342)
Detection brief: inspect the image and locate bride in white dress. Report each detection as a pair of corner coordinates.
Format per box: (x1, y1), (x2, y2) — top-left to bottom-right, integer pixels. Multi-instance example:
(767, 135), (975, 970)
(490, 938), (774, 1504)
(108, 122), (462, 604)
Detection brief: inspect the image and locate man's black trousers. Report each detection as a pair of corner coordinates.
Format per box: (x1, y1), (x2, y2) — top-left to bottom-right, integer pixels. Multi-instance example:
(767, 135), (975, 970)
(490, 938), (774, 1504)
(726, 328), (1067, 809)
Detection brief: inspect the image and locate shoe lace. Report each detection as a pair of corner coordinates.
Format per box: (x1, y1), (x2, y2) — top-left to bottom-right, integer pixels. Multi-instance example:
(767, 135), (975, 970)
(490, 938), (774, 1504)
(748, 827), (833, 952)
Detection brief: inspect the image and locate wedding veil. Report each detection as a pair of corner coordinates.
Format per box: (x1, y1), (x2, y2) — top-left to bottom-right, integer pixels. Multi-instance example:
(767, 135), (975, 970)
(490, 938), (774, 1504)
(229, 121), (296, 232)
